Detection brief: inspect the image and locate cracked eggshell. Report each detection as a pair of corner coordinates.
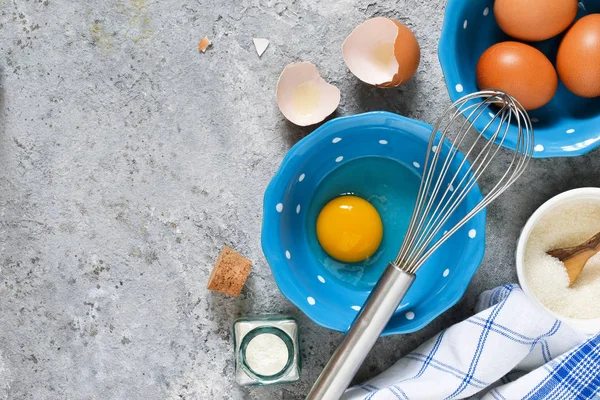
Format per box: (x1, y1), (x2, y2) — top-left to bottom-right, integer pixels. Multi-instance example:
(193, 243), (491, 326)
(342, 17), (420, 88)
(276, 62), (341, 126)
(198, 36), (211, 52)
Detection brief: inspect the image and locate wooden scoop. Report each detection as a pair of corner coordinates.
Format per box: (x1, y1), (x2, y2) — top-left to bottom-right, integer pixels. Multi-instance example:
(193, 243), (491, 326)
(546, 231), (600, 286)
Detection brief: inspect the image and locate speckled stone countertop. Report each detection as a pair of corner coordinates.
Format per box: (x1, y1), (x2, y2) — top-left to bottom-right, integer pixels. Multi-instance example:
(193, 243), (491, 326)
(0, 0), (599, 399)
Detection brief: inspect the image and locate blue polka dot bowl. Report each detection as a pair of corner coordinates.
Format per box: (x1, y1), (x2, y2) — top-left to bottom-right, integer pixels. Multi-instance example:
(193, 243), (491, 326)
(261, 112), (486, 335)
(439, 0), (600, 158)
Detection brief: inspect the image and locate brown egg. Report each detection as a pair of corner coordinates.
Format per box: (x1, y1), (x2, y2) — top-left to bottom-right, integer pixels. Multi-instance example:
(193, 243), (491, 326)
(476, 42), (558, 110)
(557, 14), (600, 98)
(494, 0), (578, 42)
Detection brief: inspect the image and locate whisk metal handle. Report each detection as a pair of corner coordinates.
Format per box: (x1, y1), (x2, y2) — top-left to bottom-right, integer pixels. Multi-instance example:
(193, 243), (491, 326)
(306, 264), (414, 400)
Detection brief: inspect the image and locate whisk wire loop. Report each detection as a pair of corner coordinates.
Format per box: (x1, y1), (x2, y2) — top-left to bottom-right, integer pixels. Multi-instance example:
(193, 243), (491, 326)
(396, 96), (500, 266)
(403, 99), (506, 263)
(394, 90), (533, 274)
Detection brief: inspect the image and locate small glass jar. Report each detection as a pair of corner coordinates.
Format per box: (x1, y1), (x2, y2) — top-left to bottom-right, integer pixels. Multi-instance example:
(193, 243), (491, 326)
(233, 316), (301, 386)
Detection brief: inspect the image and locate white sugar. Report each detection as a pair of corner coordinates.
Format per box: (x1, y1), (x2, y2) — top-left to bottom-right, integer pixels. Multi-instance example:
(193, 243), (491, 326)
(524, 199), (600, 319)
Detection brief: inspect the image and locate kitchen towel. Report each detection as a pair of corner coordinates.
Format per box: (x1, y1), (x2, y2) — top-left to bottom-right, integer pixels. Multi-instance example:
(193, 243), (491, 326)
(342, 284), (600, 400)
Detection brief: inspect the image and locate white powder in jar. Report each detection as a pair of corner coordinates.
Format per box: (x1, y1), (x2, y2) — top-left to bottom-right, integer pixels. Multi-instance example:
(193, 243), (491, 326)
(524, 199), (600, 319)
(244, 333), (289, 376)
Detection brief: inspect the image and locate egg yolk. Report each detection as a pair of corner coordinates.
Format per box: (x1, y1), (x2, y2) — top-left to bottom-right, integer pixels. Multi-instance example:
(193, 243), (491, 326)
(316, 195), (383, 263)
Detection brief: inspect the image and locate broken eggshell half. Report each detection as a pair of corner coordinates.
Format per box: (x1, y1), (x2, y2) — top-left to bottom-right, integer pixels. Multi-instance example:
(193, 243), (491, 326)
(342, 17), (420, 88)
(276, 62), (341, 126)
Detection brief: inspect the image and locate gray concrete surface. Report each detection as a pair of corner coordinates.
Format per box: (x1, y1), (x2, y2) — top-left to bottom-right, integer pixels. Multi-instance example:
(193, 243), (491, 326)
(0, 0), (599, 399)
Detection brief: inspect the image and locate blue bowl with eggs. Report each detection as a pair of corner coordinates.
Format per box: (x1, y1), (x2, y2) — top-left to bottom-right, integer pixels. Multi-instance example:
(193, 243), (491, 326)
(261, 112), (486, 335)
(439, 0), (600, 158)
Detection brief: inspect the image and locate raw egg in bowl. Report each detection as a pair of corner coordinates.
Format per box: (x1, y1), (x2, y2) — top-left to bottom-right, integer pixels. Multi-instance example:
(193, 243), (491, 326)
(439, 0), (600, 158)
(261, 112), (486, 335)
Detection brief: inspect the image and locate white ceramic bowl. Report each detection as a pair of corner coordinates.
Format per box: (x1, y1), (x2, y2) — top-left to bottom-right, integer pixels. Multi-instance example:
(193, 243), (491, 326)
(516, 187), (600, 335)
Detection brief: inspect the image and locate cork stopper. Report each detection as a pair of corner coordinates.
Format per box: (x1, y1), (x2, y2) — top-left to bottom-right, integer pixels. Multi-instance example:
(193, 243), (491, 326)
(207, 246), (252, 297)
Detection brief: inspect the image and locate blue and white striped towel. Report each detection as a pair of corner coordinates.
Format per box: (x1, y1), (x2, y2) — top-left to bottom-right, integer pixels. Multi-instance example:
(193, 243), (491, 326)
(342, 284), (600, 400)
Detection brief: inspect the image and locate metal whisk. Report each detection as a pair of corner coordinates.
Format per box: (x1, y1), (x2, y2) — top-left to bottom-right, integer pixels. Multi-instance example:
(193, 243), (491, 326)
(307, 90), (534, 400)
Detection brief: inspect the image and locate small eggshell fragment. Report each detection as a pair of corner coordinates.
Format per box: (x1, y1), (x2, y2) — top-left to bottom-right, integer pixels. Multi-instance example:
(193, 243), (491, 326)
(342, 17), (420, 87)
(476, 42), (558, 110)
(557, 14), (600, 98)
(198, 36), (211, 53)
(494, 0), (578, 42)
(252, 38), (269, 57)
(276, 62), (341, 126)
